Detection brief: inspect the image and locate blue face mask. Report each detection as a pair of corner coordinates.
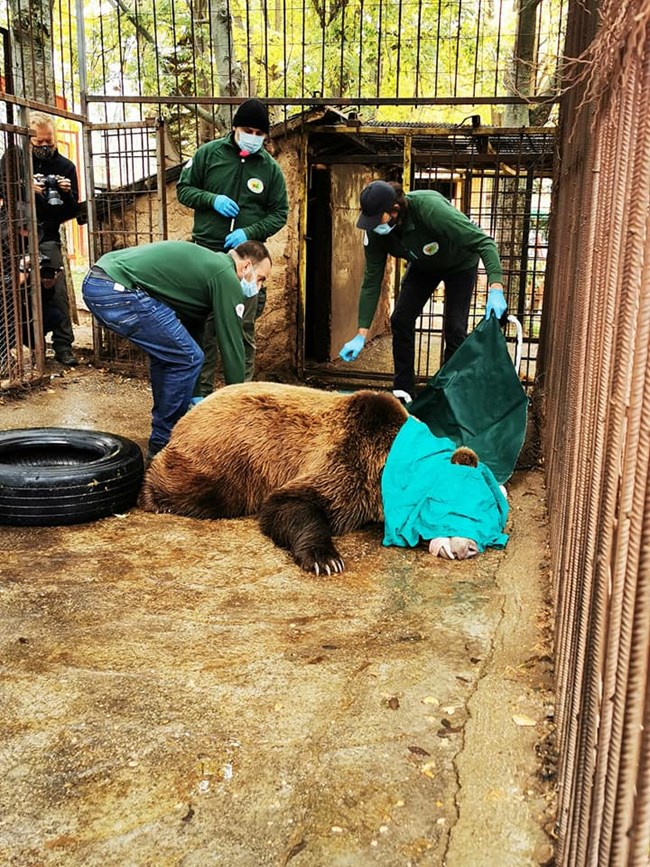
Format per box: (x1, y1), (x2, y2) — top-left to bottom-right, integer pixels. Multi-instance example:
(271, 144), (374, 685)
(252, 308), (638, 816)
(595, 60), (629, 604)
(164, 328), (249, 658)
(237, 131), (265, 154)
(240, 266), (258, 298)
(373, 221), (394, 235)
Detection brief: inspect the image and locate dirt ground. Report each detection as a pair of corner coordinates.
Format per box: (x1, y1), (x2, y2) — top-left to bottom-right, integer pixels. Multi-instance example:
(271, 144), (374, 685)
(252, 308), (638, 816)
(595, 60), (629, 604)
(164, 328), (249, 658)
(0, 358), (556, 867)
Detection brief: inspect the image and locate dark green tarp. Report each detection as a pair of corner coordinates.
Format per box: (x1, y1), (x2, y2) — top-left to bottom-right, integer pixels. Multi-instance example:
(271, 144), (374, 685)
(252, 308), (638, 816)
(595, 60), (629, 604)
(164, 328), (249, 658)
(408, 316), (528, 484)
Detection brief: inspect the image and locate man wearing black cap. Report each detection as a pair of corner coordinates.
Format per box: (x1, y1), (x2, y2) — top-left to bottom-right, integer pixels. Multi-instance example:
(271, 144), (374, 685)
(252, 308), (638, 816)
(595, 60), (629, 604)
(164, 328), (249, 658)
(339, 180), (506, 404)
(177, 98), (288, 394)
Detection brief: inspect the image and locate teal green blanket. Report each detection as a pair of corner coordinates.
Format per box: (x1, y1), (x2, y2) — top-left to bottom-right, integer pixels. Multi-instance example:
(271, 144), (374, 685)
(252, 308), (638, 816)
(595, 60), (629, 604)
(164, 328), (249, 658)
(381, 417), (509, 551)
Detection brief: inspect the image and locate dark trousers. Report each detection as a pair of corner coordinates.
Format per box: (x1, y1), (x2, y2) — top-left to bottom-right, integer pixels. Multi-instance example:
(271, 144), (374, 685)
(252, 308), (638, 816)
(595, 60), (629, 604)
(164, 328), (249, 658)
(390, 262), (477, 397)
(39, 240), (75, 353)
(195, 295), (258, 397)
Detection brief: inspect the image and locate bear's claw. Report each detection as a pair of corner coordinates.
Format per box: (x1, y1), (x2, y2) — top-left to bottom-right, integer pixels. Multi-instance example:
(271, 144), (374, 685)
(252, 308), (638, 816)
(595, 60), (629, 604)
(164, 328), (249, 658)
(295, 545), (345, 576)
(314, 557), (345, 577)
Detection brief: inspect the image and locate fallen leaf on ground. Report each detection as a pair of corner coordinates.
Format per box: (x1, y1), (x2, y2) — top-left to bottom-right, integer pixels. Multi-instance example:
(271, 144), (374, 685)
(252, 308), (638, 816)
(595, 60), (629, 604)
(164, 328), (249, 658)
(512, 714), (537, 726)
(408, 745), (431, 756)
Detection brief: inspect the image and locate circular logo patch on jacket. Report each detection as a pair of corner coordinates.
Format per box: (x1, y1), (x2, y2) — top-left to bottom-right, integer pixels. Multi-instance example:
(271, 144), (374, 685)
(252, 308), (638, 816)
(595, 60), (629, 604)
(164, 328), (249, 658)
(423, 242), (439, 256)
(247, 178), (264, 194)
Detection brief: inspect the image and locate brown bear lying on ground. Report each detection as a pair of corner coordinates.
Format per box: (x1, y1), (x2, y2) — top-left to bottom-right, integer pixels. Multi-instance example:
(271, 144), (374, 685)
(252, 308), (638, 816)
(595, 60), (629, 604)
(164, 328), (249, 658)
(139, 382), (410, 574)
(140, 383), (482, 573)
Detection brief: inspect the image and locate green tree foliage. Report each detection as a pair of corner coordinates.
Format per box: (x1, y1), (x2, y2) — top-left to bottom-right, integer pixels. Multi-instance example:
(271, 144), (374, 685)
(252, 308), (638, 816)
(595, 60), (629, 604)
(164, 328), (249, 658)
(38, 0), (564, 144)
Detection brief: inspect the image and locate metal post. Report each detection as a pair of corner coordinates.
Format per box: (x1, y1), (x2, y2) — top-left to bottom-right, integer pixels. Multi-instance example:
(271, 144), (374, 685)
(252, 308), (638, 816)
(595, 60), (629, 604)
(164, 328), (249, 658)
(75, 0), (88, 99)
(156, 117), (168, 240)
(297, 133), (308, 377)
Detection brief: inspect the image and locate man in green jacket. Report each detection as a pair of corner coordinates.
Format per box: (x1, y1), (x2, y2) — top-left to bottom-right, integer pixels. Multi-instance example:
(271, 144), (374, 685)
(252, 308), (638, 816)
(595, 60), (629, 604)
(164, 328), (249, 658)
(339, 180), (507, 404)
(177, 99), (288, 392)
(82, 239), (272, 460)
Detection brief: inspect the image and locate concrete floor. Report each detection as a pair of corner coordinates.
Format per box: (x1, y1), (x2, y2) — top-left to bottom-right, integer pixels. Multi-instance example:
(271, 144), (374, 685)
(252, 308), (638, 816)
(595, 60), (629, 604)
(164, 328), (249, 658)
(0, 359), (555, 866)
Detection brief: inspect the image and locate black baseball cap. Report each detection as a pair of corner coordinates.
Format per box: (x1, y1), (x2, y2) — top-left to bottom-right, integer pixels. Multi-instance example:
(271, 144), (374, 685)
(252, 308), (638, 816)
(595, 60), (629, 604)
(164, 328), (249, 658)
(356, 180), (398, 230)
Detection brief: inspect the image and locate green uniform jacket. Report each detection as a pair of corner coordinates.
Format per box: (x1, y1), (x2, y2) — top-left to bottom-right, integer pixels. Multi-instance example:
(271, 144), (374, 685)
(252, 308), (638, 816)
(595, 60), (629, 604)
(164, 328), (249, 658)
(176, 133), (289, 251)
(358, 190), (504, 328)
(96, 241), (246, 384)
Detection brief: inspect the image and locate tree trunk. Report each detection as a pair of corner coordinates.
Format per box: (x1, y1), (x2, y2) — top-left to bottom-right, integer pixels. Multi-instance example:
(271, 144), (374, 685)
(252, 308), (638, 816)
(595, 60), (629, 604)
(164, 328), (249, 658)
(210, 0), (245, 137)
(504, 0), (542, 126)
(9, 0), (55, 103)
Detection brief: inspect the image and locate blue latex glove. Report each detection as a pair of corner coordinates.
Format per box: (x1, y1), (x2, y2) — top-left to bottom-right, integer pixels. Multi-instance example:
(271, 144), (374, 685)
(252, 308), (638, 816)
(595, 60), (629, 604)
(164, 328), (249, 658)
(213, 194), (239, 218)
(188, 396), (205, 410)
(339, 334), (366, 362)
(224, 228), (248, 250)
(485, 288), (507, 319)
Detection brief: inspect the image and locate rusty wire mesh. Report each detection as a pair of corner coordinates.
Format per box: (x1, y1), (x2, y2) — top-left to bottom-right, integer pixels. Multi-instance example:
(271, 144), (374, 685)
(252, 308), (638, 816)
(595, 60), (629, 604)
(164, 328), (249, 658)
(538, 0), (650, 861)
(0, 121), (46, 387)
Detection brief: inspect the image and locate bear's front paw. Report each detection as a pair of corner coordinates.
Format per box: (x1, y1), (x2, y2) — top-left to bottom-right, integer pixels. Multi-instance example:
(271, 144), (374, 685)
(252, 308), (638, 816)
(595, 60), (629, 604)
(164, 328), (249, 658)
(294, 544), (345, 576)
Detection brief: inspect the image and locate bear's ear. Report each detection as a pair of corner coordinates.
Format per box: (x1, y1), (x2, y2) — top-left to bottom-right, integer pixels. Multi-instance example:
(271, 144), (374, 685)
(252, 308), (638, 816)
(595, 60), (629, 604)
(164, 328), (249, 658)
(343, 390), (407, 435)
(451, 446), (479, 467)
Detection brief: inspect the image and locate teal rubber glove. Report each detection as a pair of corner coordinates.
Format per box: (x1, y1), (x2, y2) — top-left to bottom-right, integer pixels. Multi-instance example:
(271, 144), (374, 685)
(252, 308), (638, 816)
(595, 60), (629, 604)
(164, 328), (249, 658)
(339, 334), (366, 361)
(224, 228), (247, 250)
(188, 396), (205, 410)
(485, 288), (507, 319)
(213, 195), (239, 218)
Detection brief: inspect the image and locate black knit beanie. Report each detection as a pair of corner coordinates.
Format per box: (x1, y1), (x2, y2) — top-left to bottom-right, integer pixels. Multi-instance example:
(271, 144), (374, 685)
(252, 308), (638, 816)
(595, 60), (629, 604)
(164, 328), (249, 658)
(232, 99), (270, 134)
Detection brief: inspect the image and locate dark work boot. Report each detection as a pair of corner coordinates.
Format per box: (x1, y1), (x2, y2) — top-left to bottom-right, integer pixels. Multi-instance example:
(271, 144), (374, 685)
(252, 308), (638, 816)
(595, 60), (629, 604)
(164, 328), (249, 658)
(55, 349), (78, 366)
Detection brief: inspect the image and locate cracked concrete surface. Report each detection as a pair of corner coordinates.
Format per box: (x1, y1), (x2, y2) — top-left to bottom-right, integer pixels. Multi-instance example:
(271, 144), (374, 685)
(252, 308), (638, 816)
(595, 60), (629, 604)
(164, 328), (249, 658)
(0, 362), (555, 866)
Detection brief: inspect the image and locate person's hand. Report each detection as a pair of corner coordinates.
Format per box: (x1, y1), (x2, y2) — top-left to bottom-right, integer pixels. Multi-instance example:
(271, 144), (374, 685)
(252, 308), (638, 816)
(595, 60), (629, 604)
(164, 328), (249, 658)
(33, 176), (45, 195)
(213, 194), (239, 218)
(56, 176), (72, 193)
(339, 334), (366, 362)
(224, 228), (247, 250)
(485, 287), (507, 319)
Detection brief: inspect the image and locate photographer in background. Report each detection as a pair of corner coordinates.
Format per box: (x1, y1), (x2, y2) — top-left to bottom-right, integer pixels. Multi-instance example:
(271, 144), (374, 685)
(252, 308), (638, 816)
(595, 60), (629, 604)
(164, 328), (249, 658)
(30, 112), (80, 366)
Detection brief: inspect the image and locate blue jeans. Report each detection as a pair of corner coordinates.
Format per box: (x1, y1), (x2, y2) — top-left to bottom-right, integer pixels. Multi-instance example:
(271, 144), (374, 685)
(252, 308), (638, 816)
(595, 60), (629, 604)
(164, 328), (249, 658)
(82, 271), (204, 452)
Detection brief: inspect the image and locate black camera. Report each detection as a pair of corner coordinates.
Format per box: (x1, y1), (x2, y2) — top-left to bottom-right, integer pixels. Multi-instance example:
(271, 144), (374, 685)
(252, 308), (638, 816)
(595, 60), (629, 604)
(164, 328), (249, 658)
(18, 253), (59, 281)
(33, 253), (61, 282)
(40, 260), (61, 283)
(34, 173), (64, 207)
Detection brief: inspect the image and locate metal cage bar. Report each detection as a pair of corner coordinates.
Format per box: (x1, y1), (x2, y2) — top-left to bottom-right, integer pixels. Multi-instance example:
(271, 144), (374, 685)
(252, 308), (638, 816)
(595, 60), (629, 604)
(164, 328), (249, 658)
(540, 0), (650, 862)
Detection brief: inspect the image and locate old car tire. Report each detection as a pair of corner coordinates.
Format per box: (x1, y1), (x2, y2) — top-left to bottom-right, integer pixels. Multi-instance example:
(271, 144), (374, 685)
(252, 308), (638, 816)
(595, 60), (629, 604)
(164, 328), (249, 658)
(0, 428), (144, 526)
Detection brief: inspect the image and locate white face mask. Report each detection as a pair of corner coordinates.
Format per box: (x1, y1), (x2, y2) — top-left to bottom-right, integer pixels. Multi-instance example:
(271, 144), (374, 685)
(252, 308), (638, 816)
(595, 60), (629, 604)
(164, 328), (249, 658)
(240, 265), (258, 297)
(237, 131), (265, 154)
(373, 222), (394, 235)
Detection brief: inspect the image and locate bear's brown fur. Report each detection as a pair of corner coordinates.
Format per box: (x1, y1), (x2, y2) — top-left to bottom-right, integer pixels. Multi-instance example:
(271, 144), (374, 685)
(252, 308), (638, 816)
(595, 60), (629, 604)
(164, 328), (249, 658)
(139, 382), (408, 574)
